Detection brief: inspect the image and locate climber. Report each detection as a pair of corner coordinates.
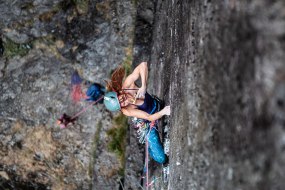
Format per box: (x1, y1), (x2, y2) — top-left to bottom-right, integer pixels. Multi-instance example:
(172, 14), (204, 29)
(56, 113), (77, 128)
(56, 70), (106, 129)
(104, 62), (170, 120)
(71, 70), (105, 103)
(103, 62), (170, 164)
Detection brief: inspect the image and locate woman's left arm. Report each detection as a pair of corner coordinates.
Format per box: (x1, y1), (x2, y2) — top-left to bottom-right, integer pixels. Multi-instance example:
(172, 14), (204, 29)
(122, 105), (170, 122)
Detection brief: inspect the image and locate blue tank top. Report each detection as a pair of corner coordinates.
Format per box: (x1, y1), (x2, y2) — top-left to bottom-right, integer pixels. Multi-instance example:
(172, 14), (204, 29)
(137, 92), (157, 114)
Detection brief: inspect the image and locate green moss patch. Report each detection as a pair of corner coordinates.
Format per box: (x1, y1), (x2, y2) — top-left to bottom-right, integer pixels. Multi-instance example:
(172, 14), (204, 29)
(3, 38), (32, 58)
(107, 113), (128, 175)
(122, 53), (133, 76)
(21, 2), (35, 10)
(39, 11), (58, 22)
(72, 0), (90, 15)
(96, 1), (111, 20)
(59, 0), (90, 14)
(39, 0), (89, 23)
(89, 121), (103, 180)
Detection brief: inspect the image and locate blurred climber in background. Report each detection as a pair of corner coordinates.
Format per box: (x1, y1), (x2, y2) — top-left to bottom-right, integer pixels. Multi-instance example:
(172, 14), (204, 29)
(104, 62), (170, 164)
(56, 70), (105, 128)
(71, 70), (105, 104)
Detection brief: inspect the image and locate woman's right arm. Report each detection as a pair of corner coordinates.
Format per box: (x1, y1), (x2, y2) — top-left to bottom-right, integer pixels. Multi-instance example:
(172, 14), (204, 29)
(122, 62), (148, 97)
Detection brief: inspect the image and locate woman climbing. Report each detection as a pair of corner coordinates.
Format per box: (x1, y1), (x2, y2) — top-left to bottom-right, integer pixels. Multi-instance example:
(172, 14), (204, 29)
(57, 63), (170, 164)
(103, 61), (170, 164)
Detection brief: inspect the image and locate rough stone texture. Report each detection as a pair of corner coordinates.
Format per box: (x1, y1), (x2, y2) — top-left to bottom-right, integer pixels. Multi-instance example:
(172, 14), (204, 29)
(1, 0), (285, 189)
(123, 0), (156, 189)
(148, 0), (285, 189)
(0, 0), (136, 189)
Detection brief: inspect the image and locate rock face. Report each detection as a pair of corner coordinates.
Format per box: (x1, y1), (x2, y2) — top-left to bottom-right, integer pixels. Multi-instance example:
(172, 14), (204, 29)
(123, 0), (156, 189)
(148, 0), (285, 189)
(1, 0), (285, 189)
(0, 0), (136, 189)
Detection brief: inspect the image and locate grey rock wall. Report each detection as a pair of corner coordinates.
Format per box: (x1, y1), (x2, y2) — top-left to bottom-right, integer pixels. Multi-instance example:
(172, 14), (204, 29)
(123, 0), (156, 189)
(0, 0), (136, 189)
(1, 0), (285, 189)
(148, 0), (285, 189)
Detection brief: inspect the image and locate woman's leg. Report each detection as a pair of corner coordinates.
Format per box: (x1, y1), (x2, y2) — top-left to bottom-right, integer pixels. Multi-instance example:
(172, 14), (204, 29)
(147, 127), (167, 164)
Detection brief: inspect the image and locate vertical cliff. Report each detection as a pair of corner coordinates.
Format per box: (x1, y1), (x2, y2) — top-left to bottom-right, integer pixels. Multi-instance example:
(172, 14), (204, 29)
(0, 0), (136, 189)
(1, 0), (285, 189)
(148, 0), (285, 189)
